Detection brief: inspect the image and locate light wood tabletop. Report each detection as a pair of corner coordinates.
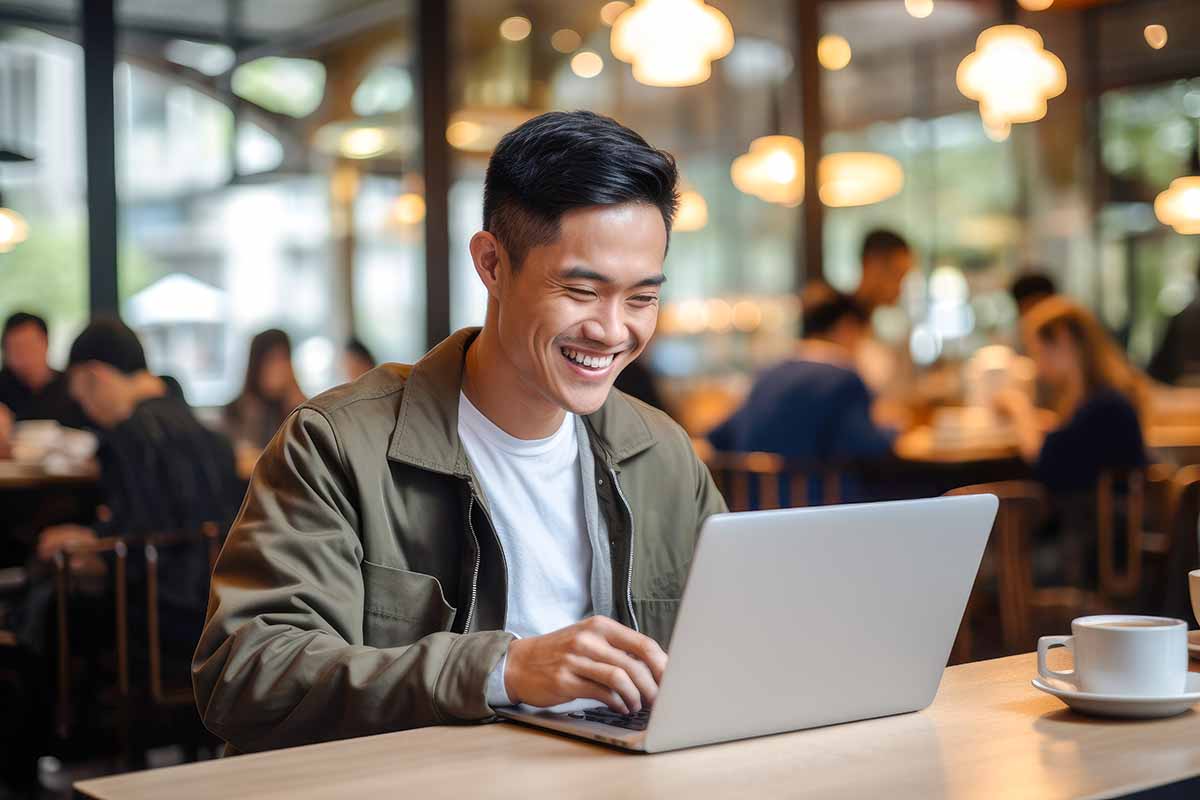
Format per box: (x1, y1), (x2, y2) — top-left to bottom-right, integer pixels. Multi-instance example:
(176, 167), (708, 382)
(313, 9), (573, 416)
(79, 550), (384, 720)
(0, 460), (99, 490)
(75, 652), (1200, 800)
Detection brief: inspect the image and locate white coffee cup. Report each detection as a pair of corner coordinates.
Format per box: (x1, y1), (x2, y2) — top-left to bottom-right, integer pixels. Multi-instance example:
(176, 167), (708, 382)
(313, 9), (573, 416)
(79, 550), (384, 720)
(1037, 614), (1187, 697)
(1188, 569), (1200, 628)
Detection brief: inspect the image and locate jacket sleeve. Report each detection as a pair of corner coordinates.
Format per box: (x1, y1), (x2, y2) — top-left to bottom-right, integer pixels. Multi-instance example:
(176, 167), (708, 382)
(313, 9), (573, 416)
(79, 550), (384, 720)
(191, 408), (513, 753)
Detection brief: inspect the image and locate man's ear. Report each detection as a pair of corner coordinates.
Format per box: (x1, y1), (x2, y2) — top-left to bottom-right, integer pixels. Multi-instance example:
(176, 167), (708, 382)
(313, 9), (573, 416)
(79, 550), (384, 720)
(469, 231), (507, 301)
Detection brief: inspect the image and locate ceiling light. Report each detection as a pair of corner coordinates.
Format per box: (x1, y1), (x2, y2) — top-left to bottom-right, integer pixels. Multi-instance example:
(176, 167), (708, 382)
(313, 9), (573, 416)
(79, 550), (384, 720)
(1155, 177), (1200, 234)
(499, 16), (532, 42)
(339, 127), (389, 159)
(551, 29), (582, 53)
(601, 1), (630, 26)
(731, 135), (805, 206)
(675, 190), (709, 231)
(1144, 25), (1168, 50)
(392, 193), (426, 226)
(957, 25), (1066, 129)
(818, 152), (905, 207)
(571, 51), (605, 79)
(817, 34), (852, 71)
(0, 206), (29, 253)
(904, 0), (934, 19)
(611, 0), (734, 87)
(1016, 0), (1053, 9)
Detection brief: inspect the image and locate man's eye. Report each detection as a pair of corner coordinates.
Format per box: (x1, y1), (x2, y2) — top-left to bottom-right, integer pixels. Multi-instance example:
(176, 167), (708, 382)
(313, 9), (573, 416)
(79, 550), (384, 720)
(568, 287), (597, 299)
(630, 295), (659, 306)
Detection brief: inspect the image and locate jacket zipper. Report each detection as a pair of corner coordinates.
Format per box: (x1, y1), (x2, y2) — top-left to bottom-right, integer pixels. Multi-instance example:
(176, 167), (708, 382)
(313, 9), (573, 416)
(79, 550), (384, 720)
(608, 464), (639, 633)
(463, 493), (482, 634)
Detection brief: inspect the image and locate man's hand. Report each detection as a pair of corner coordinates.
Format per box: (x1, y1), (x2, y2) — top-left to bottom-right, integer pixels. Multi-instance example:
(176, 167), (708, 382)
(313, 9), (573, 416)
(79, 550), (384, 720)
(504, 616), (668, 714)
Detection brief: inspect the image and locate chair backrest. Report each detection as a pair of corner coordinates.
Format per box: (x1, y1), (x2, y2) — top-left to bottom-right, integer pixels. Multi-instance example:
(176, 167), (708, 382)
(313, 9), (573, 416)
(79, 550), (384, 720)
(1161, 465), (1200, 621)
(703, 450), (843, 511)
(1095, 465), (1175, 600)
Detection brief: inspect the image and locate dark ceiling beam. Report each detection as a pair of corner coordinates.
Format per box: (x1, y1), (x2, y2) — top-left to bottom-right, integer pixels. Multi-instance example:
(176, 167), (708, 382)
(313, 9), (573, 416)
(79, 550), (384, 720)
(232, 0), (408, 66)
(0, 5), (261, 47)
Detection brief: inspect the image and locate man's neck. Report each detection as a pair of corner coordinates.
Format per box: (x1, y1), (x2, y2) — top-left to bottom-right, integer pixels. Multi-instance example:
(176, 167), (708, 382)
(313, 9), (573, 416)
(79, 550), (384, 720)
(462, 327), (566, 440)
(18, 365), (54, 393)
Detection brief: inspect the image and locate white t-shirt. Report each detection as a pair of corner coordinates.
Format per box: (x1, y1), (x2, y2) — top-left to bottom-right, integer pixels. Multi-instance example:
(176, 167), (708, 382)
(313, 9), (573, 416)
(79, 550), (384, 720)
(458, 392), (593, 704)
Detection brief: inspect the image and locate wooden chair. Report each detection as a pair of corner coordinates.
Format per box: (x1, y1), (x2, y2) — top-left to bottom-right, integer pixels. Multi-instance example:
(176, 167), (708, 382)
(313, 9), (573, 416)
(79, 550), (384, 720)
(1158, 465), (1200, 621)
(1092, 465), (1175, 606)
(703, 450), (843, 511)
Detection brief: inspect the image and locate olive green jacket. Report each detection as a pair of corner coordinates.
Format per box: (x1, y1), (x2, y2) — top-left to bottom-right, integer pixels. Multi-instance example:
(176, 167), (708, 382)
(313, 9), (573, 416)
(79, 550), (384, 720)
(192, 329), (727, 753)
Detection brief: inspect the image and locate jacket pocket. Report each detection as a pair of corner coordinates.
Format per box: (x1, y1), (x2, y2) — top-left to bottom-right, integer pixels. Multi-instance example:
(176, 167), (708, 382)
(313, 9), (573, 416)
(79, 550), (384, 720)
(361, 560), (457, 649)
(631, 598), (681, 650)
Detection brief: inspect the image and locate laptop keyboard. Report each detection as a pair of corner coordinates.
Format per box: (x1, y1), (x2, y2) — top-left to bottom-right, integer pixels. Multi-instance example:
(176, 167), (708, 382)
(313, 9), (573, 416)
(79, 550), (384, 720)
(568, 706), (651, 731)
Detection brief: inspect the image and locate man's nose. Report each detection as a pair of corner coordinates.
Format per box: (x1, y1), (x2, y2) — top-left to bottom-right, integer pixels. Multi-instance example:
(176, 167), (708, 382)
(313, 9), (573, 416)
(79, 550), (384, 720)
(579, 300), (628, 348)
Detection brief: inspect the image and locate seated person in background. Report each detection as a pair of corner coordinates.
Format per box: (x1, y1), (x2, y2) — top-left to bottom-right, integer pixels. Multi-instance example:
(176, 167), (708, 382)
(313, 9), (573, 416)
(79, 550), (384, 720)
(994, 297), (1146, 495)
(613, 353), (671, 417)
(852, 229), (916, 430)
(707, 290), (895, 464)
(0, 311), (87, 434)
(222, 328), (306, 450)
(1010, 271), (1057, 318)
(1147, 256), (1200, 386)
(343, 337), (376, 382)
(192, 110), (726, 755)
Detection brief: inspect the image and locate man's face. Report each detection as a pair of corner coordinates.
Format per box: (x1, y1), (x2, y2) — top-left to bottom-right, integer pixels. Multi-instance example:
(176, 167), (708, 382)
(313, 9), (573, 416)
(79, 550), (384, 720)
(864, 248), (914, 307)
(2, 323), (49, 385)
(492, 203), (667, 416)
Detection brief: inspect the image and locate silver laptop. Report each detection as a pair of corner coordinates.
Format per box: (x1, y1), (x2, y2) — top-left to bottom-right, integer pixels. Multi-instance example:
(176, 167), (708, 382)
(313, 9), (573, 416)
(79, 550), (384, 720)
(497, 494), (997, 752)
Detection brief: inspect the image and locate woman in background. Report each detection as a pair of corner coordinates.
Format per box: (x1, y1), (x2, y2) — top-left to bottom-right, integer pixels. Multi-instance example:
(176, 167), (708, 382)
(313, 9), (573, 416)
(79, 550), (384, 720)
(223, 328), (306, 450)
(995, 296), (1147, 493)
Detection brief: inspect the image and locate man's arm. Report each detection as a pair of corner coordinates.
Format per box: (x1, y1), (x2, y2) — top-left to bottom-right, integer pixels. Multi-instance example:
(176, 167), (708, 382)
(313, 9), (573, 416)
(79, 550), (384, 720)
(191, 408), (513, 753)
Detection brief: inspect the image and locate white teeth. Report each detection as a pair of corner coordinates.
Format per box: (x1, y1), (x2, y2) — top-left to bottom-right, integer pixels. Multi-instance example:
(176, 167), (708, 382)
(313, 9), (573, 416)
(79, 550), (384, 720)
(561, 348), (615, 369)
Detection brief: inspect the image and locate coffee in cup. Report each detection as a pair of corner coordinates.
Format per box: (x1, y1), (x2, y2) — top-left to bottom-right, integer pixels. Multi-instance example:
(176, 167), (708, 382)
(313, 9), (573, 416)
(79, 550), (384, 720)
(1037, 614), (1187, 696)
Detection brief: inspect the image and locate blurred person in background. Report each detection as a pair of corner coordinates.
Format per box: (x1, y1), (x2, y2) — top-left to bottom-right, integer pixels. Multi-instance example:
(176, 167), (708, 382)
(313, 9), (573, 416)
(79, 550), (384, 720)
(343, 337), (377, 382)
(223, 328), (306, 450)
(0, 311), (87, 435)
(613, 353), (670, 416)
(1010, 271), (1058, 318)
(1147, 257), (1200, 386)
(3, 319), (241, 792)
(993, 297), (1146, 495)
(708, 289), (895, 463)
(851, 230), (915, 431)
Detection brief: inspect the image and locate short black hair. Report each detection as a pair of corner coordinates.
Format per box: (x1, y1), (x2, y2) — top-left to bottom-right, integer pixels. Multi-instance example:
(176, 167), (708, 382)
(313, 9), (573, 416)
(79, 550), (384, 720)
(861, 229), (910, 264)
(1011, 272), (1057, 306)
(483, 110), (679, 268)
(345, 337), (375, 366)
(68, 318), (148, 375)
(802, 293), (869, 338)
(2, 311), (48, 345)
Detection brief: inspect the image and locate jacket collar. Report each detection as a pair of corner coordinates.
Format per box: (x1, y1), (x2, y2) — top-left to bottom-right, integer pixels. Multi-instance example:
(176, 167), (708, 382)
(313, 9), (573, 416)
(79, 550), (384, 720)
(387, 327), (657, 475)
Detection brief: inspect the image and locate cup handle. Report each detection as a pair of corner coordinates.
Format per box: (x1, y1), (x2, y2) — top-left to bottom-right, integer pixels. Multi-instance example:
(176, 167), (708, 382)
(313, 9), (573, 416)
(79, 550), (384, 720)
(1037, 635), (1075, 682)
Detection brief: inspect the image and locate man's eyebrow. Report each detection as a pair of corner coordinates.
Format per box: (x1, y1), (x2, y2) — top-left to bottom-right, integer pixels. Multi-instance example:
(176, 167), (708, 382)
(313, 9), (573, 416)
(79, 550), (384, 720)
(560, 266), (667, 288)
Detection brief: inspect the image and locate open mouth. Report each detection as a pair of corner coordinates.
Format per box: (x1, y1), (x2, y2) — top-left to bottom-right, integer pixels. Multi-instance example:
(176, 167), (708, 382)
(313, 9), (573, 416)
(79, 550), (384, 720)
(560, 346), (618, 373)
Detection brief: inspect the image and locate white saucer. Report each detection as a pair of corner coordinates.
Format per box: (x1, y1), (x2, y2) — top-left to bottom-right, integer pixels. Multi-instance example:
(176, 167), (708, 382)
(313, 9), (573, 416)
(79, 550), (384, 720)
(1188, 630), (1200, 659)
(1032, 673), (1200, 719)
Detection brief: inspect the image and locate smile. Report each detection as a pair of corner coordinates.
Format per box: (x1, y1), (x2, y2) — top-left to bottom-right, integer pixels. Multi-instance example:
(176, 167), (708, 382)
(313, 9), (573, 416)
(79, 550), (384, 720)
(560, 347), (617, 371)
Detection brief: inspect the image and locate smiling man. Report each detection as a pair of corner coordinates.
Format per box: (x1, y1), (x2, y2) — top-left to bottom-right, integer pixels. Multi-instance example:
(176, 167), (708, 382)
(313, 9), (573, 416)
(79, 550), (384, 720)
(192, 110), (727, 754)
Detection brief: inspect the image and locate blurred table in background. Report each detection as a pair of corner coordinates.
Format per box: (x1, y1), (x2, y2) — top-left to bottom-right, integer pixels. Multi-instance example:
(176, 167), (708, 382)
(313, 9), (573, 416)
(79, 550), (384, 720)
(0, 460), (99, 490)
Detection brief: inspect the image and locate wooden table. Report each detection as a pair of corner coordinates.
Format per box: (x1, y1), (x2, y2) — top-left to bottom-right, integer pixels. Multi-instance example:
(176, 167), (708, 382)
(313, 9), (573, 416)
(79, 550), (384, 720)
(76, 653), (1200, 800)
(0, 460), (99, 490)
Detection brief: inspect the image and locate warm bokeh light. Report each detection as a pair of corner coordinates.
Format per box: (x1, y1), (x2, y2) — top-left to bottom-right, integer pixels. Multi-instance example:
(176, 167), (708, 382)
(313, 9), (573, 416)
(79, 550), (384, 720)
(675, 190), (709, 231)
(1016, 0), (1053, 9)
(571, 51), (605, 78)
(600, 1), (631, 26)
(339, 127), (389, 159)
(446, 120), (482, 149)
(817, 34), (852, 71)
(1155, 176), (1200, 234)
(676, 299), (710, 334)
(551, 28), (582, 53)
(731, 300), (763, 332)
(392, 193), (426, 226)
(611, 0), (734, 87)
(818, 152), (905, 208)
(705, 299), (733, 332)
(446, 108), (537, 153)
(904, 0), (934, 19)
(1144, 24), (1168, 50)
(957, 25), (1066, 129)
(499, 16), (532, 42)
(0, 206), (29, 253)
(731, 135), (805, 206)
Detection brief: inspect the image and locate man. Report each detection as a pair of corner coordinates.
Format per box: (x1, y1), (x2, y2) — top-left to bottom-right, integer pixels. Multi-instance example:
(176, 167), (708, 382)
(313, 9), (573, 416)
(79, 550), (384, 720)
(1148, 258), (1200, 386)
(0, 312), (86, 433)
(1010, 271), (1057, 318)
(192, 111), (727, 754)
(850, 230), (914, 427)
(707, 289), (894, 463)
